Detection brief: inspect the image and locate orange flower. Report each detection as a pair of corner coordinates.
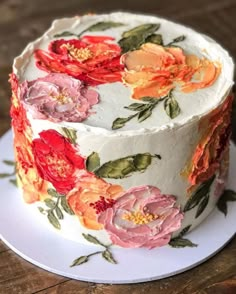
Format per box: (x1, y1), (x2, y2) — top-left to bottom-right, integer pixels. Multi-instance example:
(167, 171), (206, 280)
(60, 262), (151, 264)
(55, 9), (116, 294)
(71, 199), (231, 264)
(67, 175), (123, 230)
(15, 130), (49, 203)
(183, 94), (233, 189)
(121, 43), (221, 99)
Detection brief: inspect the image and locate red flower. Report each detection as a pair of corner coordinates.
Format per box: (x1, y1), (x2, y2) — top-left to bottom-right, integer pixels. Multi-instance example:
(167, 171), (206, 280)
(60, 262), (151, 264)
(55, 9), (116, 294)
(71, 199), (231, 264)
(32, 129), (85, 194)
(34, 36), (124, 86)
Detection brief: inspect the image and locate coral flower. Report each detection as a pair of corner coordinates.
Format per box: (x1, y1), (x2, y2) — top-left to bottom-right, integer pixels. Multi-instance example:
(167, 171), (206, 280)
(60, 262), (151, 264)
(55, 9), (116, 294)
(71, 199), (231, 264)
(121, 43), (221, 99)
(67, 175), (123, 230)
(35, 36), (124, 85)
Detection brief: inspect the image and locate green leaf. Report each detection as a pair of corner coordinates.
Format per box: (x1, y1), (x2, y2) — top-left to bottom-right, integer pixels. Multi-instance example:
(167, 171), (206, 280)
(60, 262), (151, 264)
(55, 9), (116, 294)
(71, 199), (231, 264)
(119, 23), (160, 53)
(112, 117), (133, 130)
(145, 34), (163, 45)
(86, 152), (100, 172)
(47, 211), (61, 230)
(118, 35), (142, 54)
(164, 96), (181, 119)
(86, 21), (124, 32)
(44, 198), (56, 209)
(133, 153), (152, 171)
(183, 176), (215, 212)
(195, 193), (209, 218)
(55, 206), (64, 220)
(3, 160), (15, 166)
(217, 199), (227, 216)
(172, 35), (186, 43)
(9, 179), (18, 187)
(94, 156), (135, 179)
(122, 23), (160, 38)
(0, 173), (13, 178)
(141, 97), (158, 103)
(124, 103), (147, 111)
(53, 31), (76, 38)
(138, 106), (153, 122)
(178, 225), (192, 238)
(94, 153), (156, 179)
(61, 197), (74, 215)
(38, 207), (45, 214)
(102, 250), (117, 264)
(70, 255), (89, 267)
(82, 233), (104, 246)
(217, 189), (236, 216)
(169, 238), (198, 248)
(61, 127), (77, 145)
(47, 188), (62, 198)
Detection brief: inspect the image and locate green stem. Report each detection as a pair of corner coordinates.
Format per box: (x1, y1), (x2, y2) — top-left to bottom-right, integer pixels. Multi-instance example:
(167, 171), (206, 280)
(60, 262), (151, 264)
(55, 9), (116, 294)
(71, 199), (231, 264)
(48, 196), (60, 212)
(87, 251), (103, 258)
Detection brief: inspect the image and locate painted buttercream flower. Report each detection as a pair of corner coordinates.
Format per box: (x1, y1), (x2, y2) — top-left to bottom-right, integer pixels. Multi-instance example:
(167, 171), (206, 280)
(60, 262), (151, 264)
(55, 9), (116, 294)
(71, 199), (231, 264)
(32, 129), (86, 194)
(20, 73), (99, 122)
(10, 73), (49, 203)
(34, 36), (124, 85)
(16, 142), (49, 203)
(121, 43), (221, 99)
(98, 185), (183, 249)
(67, 175), (123, 230)
(184, 94), (233, 188)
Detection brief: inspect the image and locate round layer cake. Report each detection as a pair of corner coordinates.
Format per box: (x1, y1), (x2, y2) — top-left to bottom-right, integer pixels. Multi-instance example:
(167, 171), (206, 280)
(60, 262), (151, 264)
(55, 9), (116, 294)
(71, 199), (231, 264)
(10, 12), (234, 249)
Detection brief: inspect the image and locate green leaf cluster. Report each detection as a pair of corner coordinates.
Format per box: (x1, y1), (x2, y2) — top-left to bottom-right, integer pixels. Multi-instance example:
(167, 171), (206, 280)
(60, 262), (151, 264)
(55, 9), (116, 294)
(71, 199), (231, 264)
(71, 234), (116, 267)
(184, 176), (215, 218)
(38, 188), (74, 230)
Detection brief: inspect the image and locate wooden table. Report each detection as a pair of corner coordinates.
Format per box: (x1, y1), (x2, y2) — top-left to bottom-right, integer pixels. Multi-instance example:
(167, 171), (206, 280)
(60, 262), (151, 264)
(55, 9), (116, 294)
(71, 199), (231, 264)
(0, 0), (236, 293)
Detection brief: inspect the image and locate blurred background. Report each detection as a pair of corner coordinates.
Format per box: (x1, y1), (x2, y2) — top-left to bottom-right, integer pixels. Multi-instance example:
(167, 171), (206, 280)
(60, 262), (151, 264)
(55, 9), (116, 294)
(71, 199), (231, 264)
(0, 0), (235, 134)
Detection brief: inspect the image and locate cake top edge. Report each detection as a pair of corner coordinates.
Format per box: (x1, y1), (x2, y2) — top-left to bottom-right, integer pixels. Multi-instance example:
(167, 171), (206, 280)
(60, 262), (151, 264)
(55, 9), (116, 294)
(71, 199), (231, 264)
(12, 12), (234, 135)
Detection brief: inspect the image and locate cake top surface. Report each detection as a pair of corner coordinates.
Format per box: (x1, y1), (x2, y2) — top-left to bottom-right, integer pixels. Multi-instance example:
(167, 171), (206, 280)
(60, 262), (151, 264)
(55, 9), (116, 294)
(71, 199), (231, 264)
(13, 12), (234, 134)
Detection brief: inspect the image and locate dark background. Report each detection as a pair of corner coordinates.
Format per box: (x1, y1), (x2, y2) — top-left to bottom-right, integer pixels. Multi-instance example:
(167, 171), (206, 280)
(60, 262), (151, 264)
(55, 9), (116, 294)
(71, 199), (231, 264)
(0, 0), (236, 293)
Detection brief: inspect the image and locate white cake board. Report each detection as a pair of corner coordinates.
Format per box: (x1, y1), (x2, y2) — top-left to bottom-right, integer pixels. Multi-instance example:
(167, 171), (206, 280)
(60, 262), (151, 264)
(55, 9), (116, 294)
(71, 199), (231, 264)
(0, 130), (235, 284)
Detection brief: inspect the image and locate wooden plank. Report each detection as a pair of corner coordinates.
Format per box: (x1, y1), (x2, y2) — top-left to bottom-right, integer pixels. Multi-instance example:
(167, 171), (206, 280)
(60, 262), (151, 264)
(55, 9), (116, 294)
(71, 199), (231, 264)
(0, 241), (9, 254)
(0, 250), (69, 294)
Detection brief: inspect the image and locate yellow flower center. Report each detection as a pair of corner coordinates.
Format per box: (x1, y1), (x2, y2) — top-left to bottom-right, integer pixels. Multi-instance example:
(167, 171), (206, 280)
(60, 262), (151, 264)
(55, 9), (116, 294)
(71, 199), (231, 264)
(123, 211), (158, 225)
(46, 155), (73, 178)
(51, 92), (70, 104)
(62, 44), (93, 61)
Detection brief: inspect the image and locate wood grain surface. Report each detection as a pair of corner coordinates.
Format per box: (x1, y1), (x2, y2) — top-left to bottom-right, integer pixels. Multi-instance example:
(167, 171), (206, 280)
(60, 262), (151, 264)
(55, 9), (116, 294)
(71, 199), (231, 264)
(0, 0), (235, 293)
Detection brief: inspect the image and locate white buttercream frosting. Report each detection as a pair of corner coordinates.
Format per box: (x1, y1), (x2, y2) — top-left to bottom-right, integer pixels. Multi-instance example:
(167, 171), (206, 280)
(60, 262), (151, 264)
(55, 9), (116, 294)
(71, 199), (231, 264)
(13, 12), (234, 134)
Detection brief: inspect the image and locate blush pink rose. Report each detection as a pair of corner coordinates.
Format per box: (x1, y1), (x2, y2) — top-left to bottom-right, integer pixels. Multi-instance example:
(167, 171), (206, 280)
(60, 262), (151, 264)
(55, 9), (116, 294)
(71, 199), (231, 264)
(20, 73), (99, 122)
(98, 185), (184, 249)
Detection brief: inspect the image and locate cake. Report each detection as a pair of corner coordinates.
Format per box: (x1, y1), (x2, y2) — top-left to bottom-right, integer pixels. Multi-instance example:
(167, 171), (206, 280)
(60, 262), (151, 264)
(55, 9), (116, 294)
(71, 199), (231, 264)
(10, 12), (234, 250)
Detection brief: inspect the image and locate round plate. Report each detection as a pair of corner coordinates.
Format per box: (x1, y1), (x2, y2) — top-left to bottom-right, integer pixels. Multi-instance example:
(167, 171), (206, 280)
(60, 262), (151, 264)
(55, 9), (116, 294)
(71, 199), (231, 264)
(0, 130), (235, 284)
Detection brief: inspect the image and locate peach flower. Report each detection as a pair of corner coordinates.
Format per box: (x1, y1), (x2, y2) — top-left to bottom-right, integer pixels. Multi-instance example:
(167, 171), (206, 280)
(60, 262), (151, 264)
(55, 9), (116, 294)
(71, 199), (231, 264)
(121, 43), (221, 99)
(67, 175), (123, 230)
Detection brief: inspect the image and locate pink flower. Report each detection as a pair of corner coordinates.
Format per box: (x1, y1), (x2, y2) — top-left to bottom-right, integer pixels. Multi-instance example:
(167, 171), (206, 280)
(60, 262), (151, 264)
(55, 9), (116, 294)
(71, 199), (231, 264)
(20, 73), (99, 122)
(98, 185), (183, 249)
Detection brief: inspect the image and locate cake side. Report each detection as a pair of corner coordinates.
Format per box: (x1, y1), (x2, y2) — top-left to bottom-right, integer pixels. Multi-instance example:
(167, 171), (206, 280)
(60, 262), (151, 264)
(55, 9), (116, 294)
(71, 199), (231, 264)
(9, 12), (234, 249)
